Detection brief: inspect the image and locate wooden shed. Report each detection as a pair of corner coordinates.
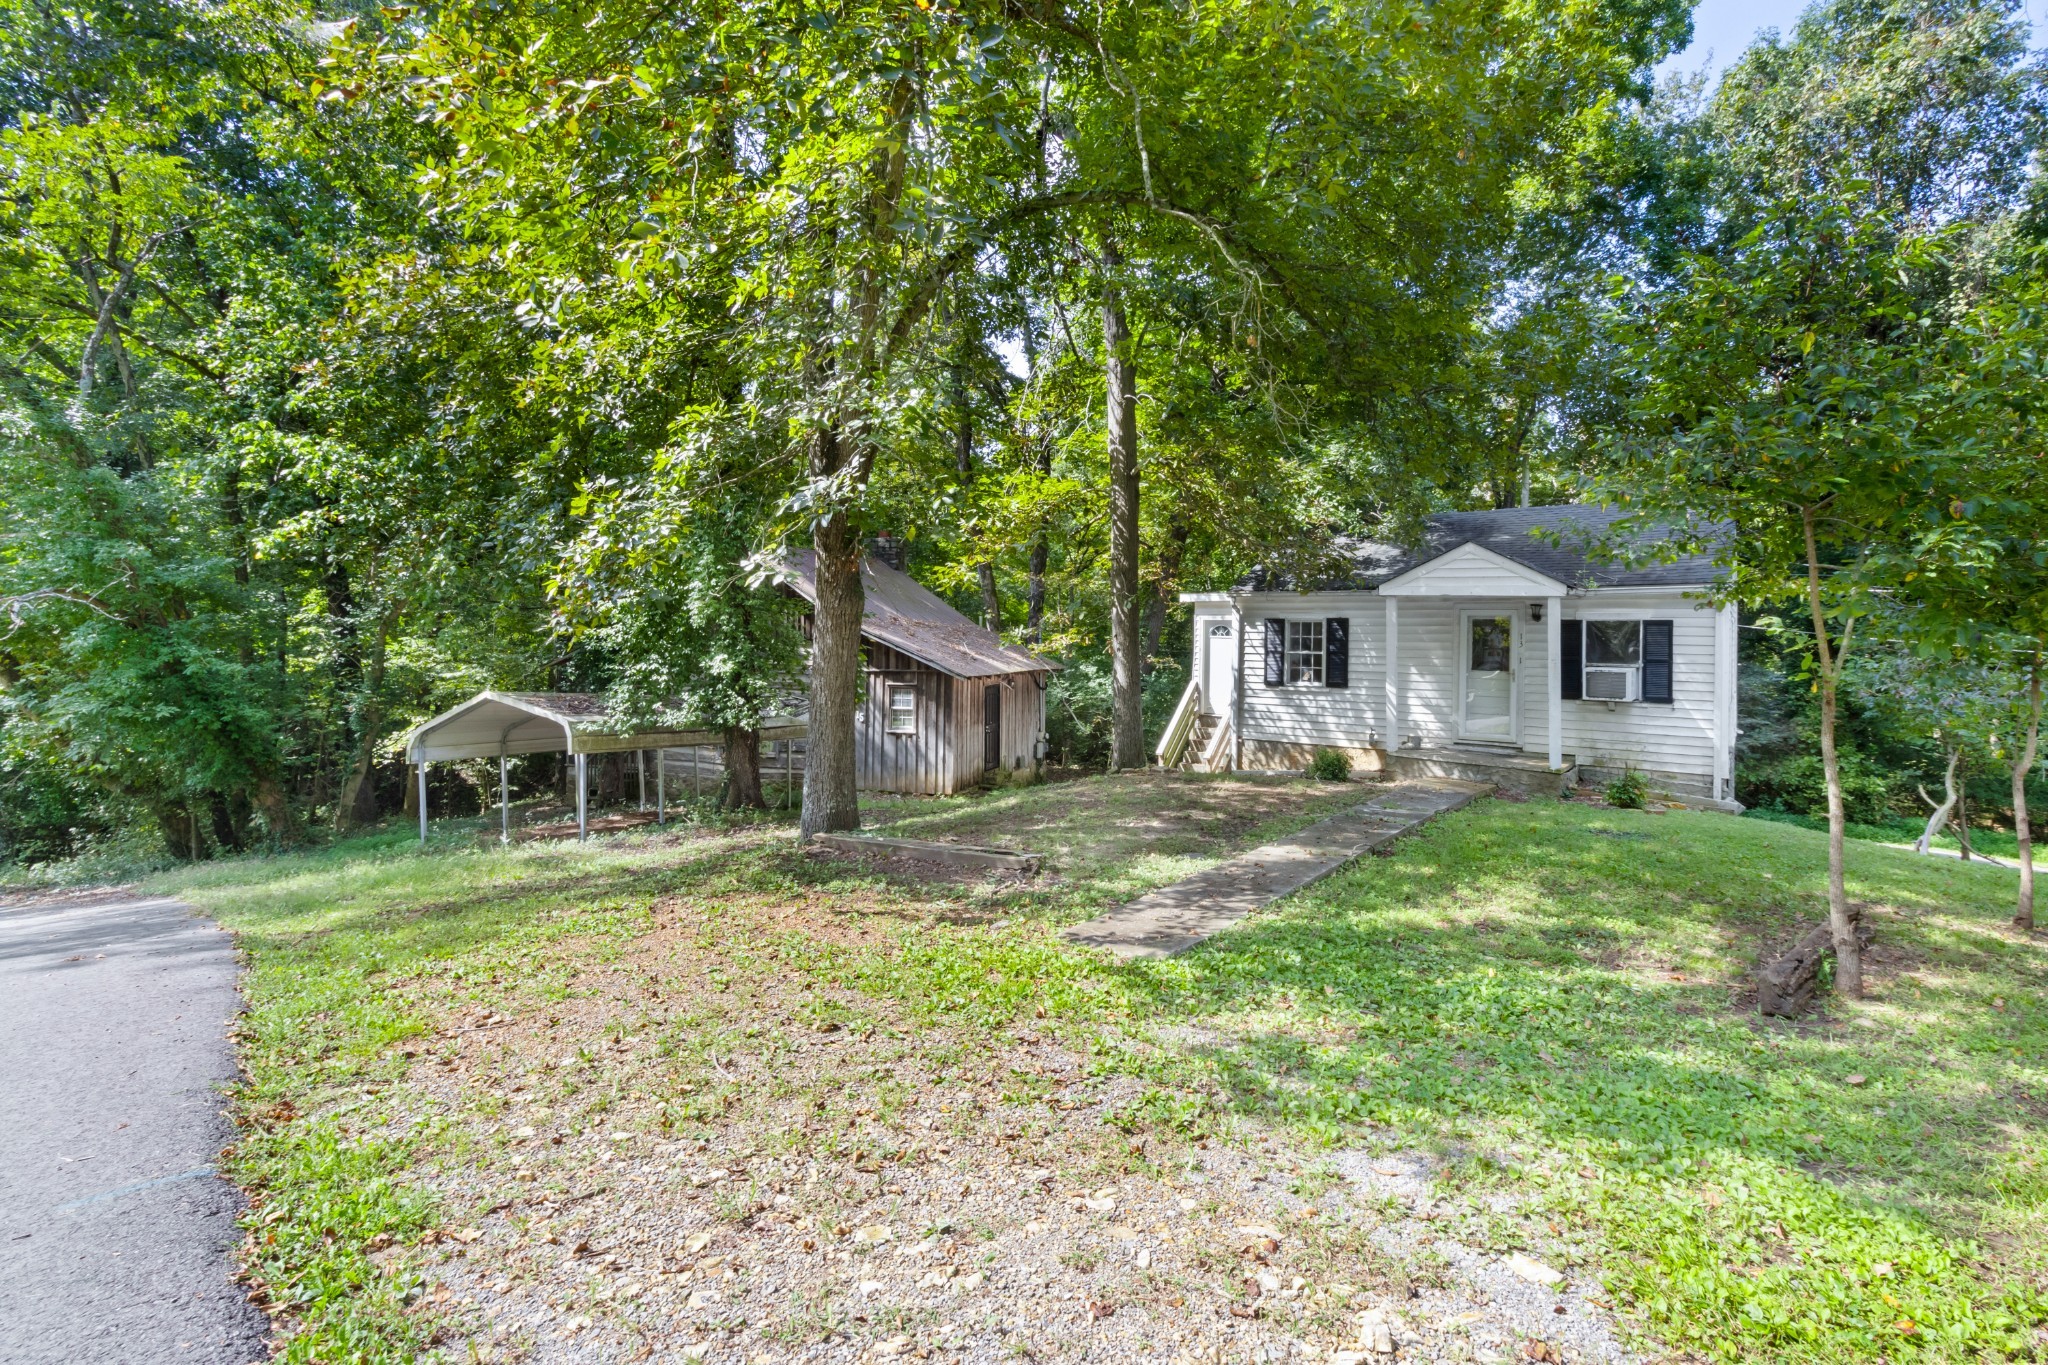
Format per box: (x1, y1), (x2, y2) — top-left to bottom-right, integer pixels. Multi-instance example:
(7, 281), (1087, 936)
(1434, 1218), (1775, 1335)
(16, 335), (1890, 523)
(785, 550), (1056, 796)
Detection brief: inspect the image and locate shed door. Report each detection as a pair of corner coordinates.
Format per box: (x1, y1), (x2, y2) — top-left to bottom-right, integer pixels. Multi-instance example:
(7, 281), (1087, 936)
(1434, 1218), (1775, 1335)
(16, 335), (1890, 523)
(983, 685), (1001, 771)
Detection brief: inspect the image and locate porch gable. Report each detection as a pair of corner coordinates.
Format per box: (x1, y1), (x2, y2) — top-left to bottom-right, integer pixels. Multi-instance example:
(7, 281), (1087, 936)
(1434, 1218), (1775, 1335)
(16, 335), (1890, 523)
(1376, 541), (1569, 598)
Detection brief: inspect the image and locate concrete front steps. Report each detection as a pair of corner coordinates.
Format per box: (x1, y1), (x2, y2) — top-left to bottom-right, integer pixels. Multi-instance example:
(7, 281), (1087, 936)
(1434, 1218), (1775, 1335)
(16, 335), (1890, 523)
(1382, 745), (1576, 798)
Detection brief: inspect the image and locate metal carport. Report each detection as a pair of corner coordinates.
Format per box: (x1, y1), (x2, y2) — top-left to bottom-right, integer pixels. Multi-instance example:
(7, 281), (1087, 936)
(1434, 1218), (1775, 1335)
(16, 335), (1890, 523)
(396, 691), (807, 843)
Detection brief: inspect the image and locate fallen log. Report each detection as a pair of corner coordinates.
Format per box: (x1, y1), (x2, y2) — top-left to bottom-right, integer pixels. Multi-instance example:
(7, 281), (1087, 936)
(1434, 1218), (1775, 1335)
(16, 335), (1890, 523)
(1758, 920), (1876, 1018)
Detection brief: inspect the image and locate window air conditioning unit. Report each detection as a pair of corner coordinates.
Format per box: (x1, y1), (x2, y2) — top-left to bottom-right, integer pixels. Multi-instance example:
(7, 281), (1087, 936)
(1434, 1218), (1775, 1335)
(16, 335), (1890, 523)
(1583, 666), (1640, 702)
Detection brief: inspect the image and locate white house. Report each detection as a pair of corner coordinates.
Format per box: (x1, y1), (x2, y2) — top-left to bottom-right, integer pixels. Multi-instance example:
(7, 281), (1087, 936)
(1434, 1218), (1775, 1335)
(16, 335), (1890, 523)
(1163, 505), (1740, 808)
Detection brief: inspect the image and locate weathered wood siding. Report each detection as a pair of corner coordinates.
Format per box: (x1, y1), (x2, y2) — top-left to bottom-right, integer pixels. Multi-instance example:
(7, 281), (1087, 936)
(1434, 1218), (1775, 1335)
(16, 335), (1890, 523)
(857, 641), (957, 795)
(655, 646), (1050, 800)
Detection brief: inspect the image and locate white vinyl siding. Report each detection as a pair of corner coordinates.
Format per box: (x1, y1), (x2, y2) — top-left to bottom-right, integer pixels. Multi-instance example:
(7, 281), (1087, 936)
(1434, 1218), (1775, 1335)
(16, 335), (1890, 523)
(1553, 598), (1718, 780)
(1234, 589), (1720, 785)
(1238, 593), (1375, 748)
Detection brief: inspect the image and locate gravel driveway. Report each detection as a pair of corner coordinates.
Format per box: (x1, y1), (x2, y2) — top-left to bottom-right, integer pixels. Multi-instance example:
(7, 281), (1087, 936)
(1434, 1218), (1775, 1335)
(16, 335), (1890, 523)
(0, 892), (267, 1365)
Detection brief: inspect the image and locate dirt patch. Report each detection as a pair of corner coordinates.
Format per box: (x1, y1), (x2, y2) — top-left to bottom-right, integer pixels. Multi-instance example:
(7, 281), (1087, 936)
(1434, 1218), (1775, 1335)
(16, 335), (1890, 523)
(361, 898), (1460, 1364)
(0, 883), (142, 912)
(797, 845), (1040, 901)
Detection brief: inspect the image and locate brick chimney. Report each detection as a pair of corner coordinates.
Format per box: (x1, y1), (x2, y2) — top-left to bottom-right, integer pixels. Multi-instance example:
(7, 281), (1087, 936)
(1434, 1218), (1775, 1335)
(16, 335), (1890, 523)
(866, 532), (907, 571)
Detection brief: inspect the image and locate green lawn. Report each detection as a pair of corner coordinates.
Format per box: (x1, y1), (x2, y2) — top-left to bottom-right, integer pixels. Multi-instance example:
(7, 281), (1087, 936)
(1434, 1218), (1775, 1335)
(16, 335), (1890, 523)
(1123, 802), (2047, 1361)
(149, 777), (2046, 1363)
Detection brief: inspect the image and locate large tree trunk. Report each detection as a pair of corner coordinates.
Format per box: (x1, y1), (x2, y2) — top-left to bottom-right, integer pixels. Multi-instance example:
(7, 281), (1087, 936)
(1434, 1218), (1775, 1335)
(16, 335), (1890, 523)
(156, 802), (200, 861)
(978, 564), (1001, 634)
(2014, 655), (2041, 930)
(950, 319), (1002, 633)
(252, 777), (296, 847)
(721, 726), (766, 810)
(208, 792), (245, 854)
(802, 500), (865, 837)
(1026, 436), (1051, 643)
(1102, 242), (1144, 771)
(334, 623), (389, 831)
(1141, 508), (1190, 672)
(1803, 507), (1861, 997)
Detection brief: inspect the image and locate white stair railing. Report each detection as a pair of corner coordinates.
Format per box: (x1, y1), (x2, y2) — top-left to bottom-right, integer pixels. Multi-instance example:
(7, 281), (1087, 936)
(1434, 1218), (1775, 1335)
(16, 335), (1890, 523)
(1199, 713), (1233, 771)
(1156, 678), (1201, 768)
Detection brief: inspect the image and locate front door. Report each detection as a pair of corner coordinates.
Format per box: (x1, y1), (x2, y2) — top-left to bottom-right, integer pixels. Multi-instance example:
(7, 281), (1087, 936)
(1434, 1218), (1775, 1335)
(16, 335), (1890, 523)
(1201, 620), (1236, 714)
(983, 685), (1001, 771)
(1459, 612), (1517, 742)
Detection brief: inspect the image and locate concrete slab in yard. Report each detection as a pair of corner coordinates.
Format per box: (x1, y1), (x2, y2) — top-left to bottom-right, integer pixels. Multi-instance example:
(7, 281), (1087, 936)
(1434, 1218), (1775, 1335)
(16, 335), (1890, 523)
(811, 832), (1042, 872)
(1061, 781), (1484, 960)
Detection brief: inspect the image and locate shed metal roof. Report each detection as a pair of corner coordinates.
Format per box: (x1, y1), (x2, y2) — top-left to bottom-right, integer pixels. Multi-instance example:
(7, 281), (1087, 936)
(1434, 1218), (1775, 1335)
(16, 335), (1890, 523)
(398, 691), (807, 762)
(1240, 504), (1726, 593)
(782, 551), (1058, 679)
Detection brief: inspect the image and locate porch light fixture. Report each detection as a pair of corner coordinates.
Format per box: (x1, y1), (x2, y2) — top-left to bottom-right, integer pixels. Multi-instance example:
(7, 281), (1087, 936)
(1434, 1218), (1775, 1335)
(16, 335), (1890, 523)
(1528, 603), (1544, 623)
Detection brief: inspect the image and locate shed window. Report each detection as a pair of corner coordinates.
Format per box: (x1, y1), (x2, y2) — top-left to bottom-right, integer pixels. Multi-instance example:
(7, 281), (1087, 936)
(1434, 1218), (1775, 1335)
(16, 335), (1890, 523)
(1285, 620), (1325, 685)
(886, 684), (917, 734)
(1585, 620), (1641, 666)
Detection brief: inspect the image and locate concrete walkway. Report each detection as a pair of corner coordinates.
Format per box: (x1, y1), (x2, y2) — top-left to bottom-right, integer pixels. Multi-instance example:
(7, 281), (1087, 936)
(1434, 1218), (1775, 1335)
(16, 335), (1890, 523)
(1062, 781), (1485, 960)
(0, 893), (267, 1365)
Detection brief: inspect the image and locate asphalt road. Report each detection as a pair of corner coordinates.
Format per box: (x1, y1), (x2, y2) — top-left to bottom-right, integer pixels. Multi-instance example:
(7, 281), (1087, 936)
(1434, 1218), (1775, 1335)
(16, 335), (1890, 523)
(0, 893), (268, 1365)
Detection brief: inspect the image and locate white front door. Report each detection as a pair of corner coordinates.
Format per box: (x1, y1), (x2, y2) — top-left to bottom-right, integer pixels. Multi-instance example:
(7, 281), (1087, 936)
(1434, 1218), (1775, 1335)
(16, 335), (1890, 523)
(1459, 611), (1517, 742)
(1201, 619), (1237, 715)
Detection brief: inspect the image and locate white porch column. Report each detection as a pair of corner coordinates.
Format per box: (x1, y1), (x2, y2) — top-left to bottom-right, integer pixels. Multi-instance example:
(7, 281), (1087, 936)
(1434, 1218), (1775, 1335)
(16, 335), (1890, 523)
(575, 752), (588, 842)
(416, 760), (428, 845)
(1383, 595), (1401, 753)
(1230, 599), (1245, 772)
(1713, 602), (1738, 802)
(499, 752), (510, 844)
(1546, 596), (1563, 771)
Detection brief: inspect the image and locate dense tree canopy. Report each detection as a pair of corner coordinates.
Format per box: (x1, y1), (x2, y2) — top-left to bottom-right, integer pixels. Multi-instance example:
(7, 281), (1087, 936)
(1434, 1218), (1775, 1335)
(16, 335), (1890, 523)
(0, 0), (2041, 904)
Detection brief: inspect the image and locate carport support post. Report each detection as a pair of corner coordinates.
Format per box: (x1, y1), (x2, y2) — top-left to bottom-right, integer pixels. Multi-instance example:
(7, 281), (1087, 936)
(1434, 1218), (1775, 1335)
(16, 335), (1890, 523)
(637, 749), (647, 810)
(575, 752), (588, 842)
(656, 748), (666, 823)
(1545, 596), (1563, 771)
(499, 753), (510, 844)
(416, 761), (428, 845)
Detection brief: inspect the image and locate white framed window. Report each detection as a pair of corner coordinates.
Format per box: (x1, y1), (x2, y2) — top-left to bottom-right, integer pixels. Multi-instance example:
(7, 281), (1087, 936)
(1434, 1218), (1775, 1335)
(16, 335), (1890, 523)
(885, 683), (917, 734)
(1585, 620), (1641, 666)
(1285, 619), (1324, 685)
(1583, 620), (1641, 702)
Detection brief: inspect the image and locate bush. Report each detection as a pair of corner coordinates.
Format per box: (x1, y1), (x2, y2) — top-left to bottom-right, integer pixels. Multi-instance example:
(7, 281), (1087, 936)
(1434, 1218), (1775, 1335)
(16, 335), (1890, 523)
(0, 730), (128, 868)
(1605, 766), (1650, 809)
(1739, 748), (1900, 825)
(1045, 657), (1186, 769)
(1306, 748), (1352, 782)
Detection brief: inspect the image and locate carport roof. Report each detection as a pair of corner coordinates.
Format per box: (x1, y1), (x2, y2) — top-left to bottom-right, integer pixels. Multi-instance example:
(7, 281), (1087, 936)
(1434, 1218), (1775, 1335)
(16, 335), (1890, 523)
(397, 691), (806, 763)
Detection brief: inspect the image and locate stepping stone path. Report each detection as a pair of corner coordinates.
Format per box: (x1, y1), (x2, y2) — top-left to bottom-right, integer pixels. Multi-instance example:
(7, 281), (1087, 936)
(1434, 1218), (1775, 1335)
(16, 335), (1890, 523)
(1062, 780), (1485, 959)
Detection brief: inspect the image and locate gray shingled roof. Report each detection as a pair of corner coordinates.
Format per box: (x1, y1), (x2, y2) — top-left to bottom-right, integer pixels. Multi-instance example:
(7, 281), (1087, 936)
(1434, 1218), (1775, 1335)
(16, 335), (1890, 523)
(1241, 504), (1725, 593)
(783, 551), (1058, 679)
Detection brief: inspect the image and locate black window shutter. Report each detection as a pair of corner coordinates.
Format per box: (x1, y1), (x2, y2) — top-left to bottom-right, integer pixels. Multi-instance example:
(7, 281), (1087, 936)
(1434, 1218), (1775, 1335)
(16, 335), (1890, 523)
(1560, 620), (1583, 701)
(1263, 619), (1284, 686)
(1642, 619), (1674, 703)
(1324, 617), (1349, 687)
